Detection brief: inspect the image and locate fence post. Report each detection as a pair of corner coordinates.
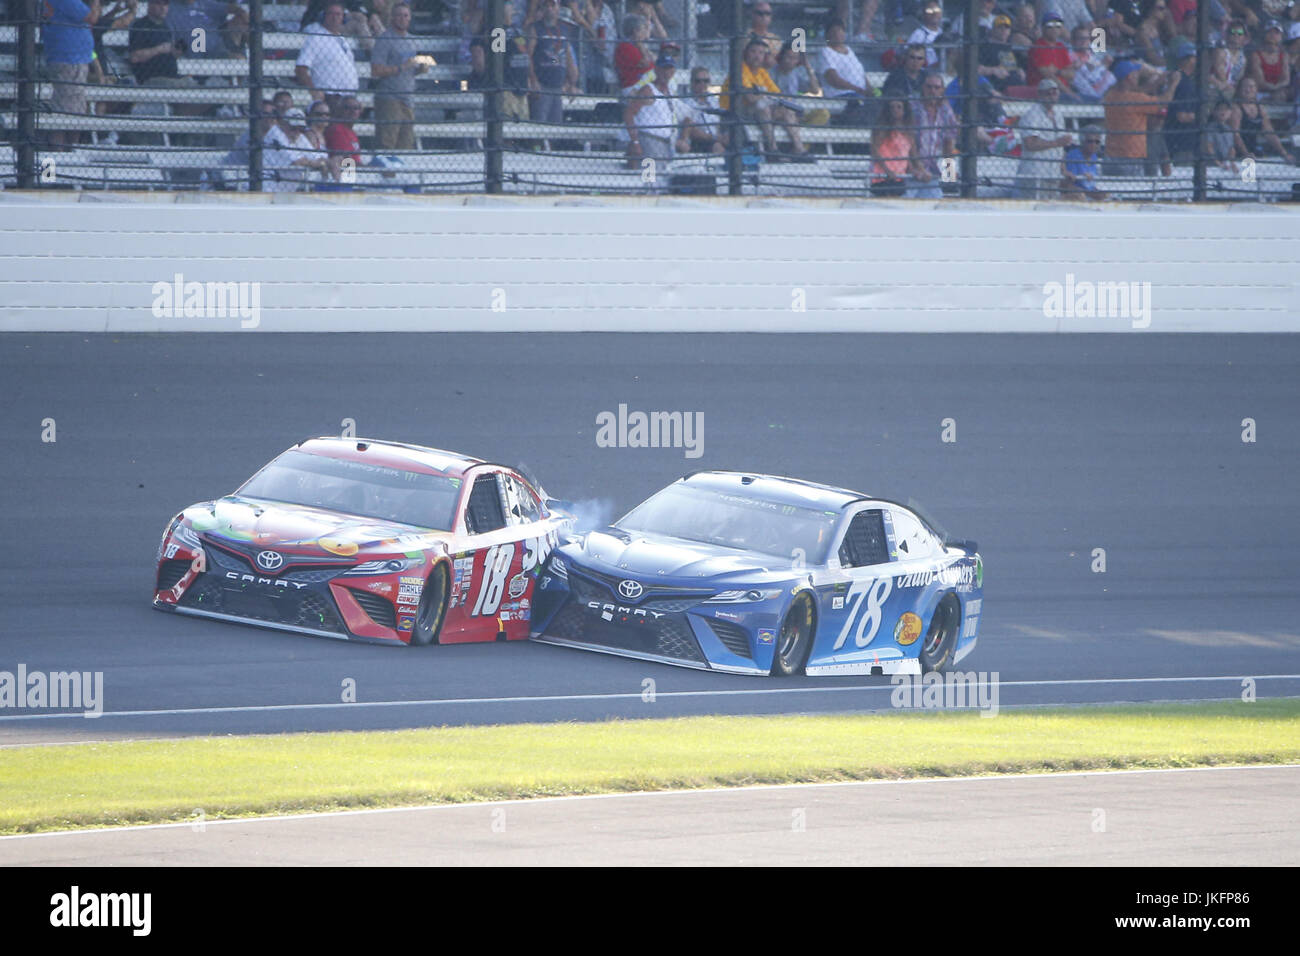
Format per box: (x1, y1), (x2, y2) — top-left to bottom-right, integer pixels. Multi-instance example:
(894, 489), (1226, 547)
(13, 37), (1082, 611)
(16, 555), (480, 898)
(248, 0), (263, 192)
(16, 0), (38, 189)
(485, 0), (505, 194)
(959, 0), (979, 198)
(1191, 0), (1208, 202)
(726, 0), (743, 195)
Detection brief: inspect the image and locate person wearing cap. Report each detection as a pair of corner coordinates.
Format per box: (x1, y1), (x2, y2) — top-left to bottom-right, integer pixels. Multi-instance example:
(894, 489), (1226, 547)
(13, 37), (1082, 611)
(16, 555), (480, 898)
(883, 42), (929, 100)
(719, 37), (811, 160)
(1014, 77), (1072, 197)
(978, 13), (1026, 91)
(1062, 123), (1108, 199)
(1161, 38), (1200, 161)
(907, 1), (945, 69)
(627, 51), (681, 172)
(1027, 10), (1075, 91)
(1249, 20), (1292, 103)
(1102, 58), (1180, 176)
(262, 106), (328, 192)
(527, 0), (579, 129)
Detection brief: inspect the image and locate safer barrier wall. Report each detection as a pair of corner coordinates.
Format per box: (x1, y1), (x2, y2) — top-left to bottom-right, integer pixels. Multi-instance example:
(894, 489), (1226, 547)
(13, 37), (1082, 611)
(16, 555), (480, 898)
(1, 195), (1296, 332)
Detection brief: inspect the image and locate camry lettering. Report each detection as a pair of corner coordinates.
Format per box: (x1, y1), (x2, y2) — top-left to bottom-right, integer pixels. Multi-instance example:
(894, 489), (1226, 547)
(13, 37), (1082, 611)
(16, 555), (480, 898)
(587, 601), (665, 621)
(226, 571), (308, 590)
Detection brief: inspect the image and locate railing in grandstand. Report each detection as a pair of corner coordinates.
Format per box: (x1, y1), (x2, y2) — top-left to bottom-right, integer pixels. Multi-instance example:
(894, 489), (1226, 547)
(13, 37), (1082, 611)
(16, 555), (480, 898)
(2, 0), (1297, 200)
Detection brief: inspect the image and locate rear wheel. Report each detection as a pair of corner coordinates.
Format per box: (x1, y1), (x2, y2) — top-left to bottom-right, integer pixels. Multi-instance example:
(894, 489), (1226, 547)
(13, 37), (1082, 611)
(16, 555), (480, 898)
(410, 563), (449, 647)
(771, 593), (816, 676)
(919, 594), (961, 673)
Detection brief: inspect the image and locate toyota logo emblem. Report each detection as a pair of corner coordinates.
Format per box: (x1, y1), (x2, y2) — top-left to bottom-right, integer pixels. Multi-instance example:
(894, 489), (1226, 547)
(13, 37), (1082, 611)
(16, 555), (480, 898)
(256, 550), (284, 572)
(617, 579), (644, 600)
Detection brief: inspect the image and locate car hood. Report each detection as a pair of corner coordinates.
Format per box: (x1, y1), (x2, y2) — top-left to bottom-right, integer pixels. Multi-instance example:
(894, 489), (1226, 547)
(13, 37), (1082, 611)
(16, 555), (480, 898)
(180, 496), (446, 560)
(569, 528), (795, 586)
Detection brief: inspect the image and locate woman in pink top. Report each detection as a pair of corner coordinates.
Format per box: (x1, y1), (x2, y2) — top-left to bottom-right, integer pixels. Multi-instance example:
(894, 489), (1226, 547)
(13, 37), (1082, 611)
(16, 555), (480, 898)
(870, 96), (929, 196)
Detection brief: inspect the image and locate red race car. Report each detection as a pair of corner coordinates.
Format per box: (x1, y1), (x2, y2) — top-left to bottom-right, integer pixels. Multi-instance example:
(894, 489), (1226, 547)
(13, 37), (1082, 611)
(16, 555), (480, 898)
(153, 437), (573, 645)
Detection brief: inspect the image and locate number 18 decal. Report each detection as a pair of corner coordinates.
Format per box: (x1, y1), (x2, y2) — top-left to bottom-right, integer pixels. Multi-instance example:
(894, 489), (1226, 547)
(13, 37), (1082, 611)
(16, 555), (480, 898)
(473, 543), (516, 617)
(832, 576), (893, 650)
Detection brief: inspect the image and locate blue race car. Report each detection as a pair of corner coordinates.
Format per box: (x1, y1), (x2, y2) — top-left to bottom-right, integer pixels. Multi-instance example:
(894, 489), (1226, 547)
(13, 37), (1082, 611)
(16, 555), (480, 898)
(530, 471), (983, 676)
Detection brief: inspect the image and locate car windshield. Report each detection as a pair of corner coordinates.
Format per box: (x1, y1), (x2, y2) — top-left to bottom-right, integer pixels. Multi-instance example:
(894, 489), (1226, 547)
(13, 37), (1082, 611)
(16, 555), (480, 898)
(237, 450), (461, 530)
(617, 484), (840, 563)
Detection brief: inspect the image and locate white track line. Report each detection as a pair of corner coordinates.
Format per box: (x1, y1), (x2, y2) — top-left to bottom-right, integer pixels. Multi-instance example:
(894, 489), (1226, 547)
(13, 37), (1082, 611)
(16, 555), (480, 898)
(3, 764), (1296, 841)
(0, 674), (1298, 721)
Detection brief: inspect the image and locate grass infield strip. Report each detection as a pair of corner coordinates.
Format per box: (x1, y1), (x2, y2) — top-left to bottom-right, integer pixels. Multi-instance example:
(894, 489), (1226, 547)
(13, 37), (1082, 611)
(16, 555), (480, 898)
(1, 699), (1297, 834)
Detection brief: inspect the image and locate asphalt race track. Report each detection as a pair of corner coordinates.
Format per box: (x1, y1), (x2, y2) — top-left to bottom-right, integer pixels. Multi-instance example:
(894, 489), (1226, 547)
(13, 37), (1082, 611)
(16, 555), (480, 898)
(2, 766), (1294, 866)
(2, 333), (1298, 744)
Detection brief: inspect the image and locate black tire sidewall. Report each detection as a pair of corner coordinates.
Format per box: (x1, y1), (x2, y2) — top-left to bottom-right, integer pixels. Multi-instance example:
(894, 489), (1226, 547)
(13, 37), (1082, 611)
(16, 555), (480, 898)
(771, 594), (815, 676)
(920, 595), (959, 672)
(410, 563), (449, 647)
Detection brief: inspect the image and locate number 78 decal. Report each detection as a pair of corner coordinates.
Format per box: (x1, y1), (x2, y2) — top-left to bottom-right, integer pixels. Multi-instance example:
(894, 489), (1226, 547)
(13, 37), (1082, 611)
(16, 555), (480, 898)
(832, 576), (893, 650)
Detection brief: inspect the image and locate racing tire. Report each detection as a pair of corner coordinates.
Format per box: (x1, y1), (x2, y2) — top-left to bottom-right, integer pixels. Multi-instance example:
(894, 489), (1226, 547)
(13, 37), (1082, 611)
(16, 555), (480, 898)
(410, 563), (449, 647)
(919, 593), (961, 673)
(771, 593), (816, 677)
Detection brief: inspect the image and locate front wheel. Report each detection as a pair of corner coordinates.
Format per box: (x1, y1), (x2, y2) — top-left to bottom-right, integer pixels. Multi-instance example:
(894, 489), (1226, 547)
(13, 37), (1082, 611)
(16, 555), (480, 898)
(919, 594), (961, 673)
(771, 593), (815, 676)
(410, 563), (449, 647)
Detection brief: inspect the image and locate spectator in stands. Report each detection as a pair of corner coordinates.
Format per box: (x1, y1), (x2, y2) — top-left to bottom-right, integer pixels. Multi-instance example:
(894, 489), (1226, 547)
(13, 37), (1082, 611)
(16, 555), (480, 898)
(745, 2), (782, 68)
(1014, 77), (1071, 197)
(1250, 20), (1292, 103)
(1070, 23), (1115, 102)
(296, 1), (361, 110)
(41, 0), (100, 147)
(528, 0), (580, 126)
(305, 99), (332, 152)
(272, 89), (295, 117)
(628, 50), (680, 169)
(883, 43), (927, 100)
(614, 12), (655, 94)
(869, 95), (929, 196)
(501, 0), (533, 121)
(914, 69), (957, 194)
(1224, 19), (1249, 85)
(676, 66), (728, 153)
(263, 106), (328, 190)
(845, 0), (881, 43)
(1132, 2), (1173, 68)
(720, 38), (812, 160)
(128, 0), (194, 87)
(908, 1), (945, 69)
(772, 43), (831, 127)
(1162, 38), (1199, 160)
(951, 0), (998, 42)
(1056, 0), (1096, 31)
(1203, 93), (1243, 171)
(1102, 58), (1178, 175)
(571, 0), (617, 93)
(1207, 46), (1234, 101)
(1027, 11), (1075, 92)
(165, 0), (247, 58)
(223, 96), (275, 167)
(819, 20), (875, 125)
(1010, 3), (1039, 45)
(979, 14), (1026, 92)
(299, 0), (381, 47)
(371, 2), (430, 151)
(1062, 122), (1108, 198)
(1232, 75), (1295, 162)
(627, 0), (668, 40)
(325, 95), (364, 178)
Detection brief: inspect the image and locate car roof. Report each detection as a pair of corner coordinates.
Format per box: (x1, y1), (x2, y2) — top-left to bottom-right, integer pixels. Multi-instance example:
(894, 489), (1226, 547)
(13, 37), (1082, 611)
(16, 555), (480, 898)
(678, 470), (867, 511)
(292, 437), (485, 478)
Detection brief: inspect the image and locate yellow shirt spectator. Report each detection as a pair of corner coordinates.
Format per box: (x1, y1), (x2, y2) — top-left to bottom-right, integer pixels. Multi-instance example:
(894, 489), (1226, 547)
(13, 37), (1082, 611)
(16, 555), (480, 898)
(719, 62), (781, 109)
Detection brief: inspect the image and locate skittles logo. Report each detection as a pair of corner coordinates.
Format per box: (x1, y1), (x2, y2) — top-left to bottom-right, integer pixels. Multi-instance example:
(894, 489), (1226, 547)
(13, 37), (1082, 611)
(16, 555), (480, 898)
(894, 612), (923, 646)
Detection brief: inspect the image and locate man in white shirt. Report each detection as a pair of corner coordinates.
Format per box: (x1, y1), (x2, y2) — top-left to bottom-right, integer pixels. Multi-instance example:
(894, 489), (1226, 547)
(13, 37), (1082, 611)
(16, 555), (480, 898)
(1015, 77), (1072, 198)
(908, 1), (945, 68)
(295, 2), (359, 109)
(629, 51), (681, 168)
(675, 66), (728, 153)
(263, 107), (328, 191)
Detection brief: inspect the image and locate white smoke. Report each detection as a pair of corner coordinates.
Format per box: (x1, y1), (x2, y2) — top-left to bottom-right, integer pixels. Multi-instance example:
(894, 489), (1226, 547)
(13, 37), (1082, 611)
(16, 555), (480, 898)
(560, 497), (616, 535)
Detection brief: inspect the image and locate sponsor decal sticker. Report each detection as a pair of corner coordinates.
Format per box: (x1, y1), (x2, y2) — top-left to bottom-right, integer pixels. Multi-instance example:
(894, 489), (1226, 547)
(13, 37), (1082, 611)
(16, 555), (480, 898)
(398, 584), (422, 596)
(396, 614), (415, 632)
(367, 581), (393, 594)
(508, 572), (528, 599)
(832, 595), (845, 610)
(757, 628), (775, 645)
(318, 537), (359, 557)
(399, 576), (424, 586)
(894, 612), (923, 646)
(396, 594), (420, 606)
